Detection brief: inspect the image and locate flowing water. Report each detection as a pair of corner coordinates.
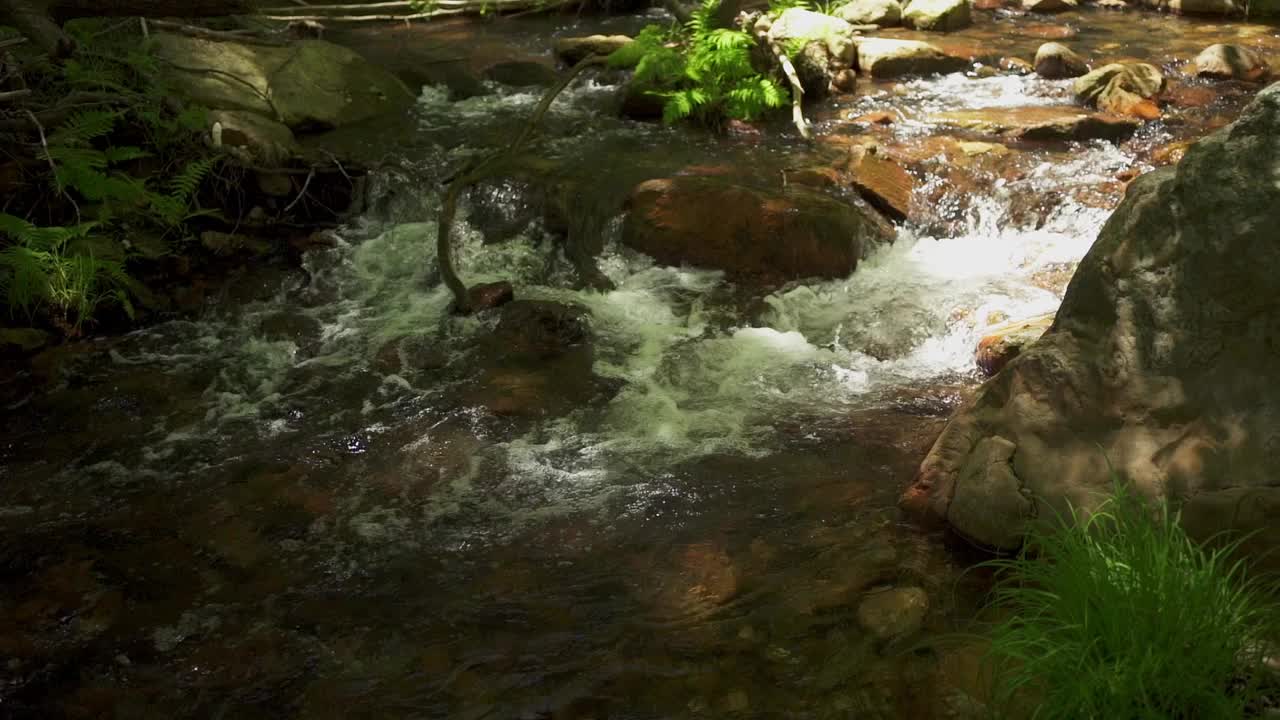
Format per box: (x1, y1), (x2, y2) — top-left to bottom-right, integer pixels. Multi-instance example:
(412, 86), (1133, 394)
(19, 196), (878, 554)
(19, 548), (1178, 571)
(2, 8), (1279, 719)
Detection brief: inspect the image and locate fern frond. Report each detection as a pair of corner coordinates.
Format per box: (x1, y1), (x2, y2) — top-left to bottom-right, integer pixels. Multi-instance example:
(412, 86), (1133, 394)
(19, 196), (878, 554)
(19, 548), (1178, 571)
(49, 110), (119, 147)
(169, 156), (217, 204)
(104, 146), (151, 164)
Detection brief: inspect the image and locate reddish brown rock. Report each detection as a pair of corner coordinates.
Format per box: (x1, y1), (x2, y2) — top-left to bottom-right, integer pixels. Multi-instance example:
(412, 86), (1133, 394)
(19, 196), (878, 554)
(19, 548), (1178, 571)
(844, 147), (915, 222)
(1161, 82), (1219, 108)
(622, 176), (893, 284)
(852, 110), (898, 125)
(975, 313), (1054, 376)
(467, 280), (515, 310)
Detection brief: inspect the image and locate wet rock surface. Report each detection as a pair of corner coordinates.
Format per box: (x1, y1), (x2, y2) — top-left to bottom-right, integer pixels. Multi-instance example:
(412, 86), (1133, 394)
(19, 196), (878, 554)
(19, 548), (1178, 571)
(905, 83), (1280, 558)
(622, 175), (893, 284)
(1034, 41), (1089, 78)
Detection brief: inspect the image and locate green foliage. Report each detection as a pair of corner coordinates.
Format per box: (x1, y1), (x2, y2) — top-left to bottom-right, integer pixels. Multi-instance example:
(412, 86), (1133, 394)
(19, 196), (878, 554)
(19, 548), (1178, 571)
(0, 214), (135, 331)
(608, 0), (788, 126)
(0, 21), (221, 332)
(982, 479), (1280, 719)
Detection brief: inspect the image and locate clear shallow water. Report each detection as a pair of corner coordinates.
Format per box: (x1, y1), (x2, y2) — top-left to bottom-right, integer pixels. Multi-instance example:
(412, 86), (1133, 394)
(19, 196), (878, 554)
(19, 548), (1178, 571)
(2, 9), (1276, 719)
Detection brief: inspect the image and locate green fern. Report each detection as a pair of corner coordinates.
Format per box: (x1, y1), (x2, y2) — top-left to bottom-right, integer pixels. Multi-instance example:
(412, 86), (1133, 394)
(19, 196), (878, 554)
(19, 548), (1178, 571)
(0, 213), (134, 330)
(0, 24), (224, 331)
(614, 0), (789, 126)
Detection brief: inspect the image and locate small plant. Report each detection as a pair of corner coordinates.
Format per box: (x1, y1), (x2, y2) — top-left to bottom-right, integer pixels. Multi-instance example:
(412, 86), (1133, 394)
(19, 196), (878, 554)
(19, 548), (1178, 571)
(0, 21), (221, 332)
(982, 479), (1280, 719)
(608, 0), (788, 125)
(0, 214), (136, 331)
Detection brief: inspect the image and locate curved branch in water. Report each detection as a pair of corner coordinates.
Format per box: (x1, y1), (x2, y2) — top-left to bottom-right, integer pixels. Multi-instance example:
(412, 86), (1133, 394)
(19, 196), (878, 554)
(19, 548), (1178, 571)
(436, 54), (606, 314)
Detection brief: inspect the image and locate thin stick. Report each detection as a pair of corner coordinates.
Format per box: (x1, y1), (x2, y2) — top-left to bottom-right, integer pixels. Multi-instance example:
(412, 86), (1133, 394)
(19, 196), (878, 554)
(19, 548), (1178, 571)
(283, 169), (315, 213)
(436, 54), (605, 313)
(25, 108), (80, 222)
(0, 88), (32, 102)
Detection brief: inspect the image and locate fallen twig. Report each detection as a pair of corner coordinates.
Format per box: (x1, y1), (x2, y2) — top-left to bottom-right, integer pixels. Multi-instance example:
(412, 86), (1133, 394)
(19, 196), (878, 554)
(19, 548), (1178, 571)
(0, 88), (31, 102)
(436, 54), (605, 313)
(148, 19), (290, 45)
(283, 168), (315, 213)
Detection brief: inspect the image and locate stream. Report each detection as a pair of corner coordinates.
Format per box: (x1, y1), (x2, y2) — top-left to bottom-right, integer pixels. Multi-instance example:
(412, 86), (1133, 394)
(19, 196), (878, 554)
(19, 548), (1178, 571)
(2, 7), (1278, 719)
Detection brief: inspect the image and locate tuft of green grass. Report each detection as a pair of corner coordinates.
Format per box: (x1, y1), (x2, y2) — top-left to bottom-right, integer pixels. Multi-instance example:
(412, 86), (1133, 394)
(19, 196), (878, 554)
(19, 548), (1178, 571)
(982, 479), (1280, 719)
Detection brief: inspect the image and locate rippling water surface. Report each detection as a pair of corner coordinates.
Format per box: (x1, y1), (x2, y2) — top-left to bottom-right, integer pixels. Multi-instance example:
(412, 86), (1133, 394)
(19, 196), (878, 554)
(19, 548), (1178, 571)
(2, 8), (1276, 718)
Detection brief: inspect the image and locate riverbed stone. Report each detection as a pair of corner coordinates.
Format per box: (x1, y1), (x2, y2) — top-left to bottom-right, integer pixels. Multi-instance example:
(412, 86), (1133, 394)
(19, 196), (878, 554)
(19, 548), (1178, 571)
(903, 0), (973, 30)
(0, 328), (49, 353)
(931, 106), (1139, 141)
(1193, 44), (1270, 81)
(855, 38), (969, 77)
(901, 82), (1280, 560)
(1023, 0), (1078, 10)
(1073, 62), (1164, 119)
(836, 0), (904, 26)
(554, 35), (632, 65)
(1136, 0), (1239, 12)
(845, 147), (915, 222)
(857, 586), (929, 640)
(976, 313), (1054, 377)
(154, 33), (414, 132)
(622, 175), (893, 284)
(1034, 42), (1088, 79)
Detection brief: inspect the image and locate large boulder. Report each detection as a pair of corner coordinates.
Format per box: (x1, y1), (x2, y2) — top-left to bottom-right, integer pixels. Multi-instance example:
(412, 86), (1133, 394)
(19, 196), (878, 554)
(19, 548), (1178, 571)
(765, 9), (858, 99)
(1034, 42), (1089, 79)
(836, 0), (904, 26)
(902, 0), (972, 30)
(1193, 44), (1270, 81)
(154, 34), (414, 132)
(854, 38), (969, 77)
(901, 82), (1280, 561)
(1074, 62), (1165, 119)
(622, 176), (893, 284)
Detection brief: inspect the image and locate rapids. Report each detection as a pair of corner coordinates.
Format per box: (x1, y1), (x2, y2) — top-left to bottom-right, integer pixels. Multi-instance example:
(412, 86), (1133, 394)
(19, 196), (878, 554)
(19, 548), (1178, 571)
(2, 7), (1277, 718)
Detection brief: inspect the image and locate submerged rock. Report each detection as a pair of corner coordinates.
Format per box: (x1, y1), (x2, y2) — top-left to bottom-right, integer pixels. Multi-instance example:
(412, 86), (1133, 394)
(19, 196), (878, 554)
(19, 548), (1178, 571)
(1193, 44), (1270, 81)
(622, 175), (893, 285)
(836, 0), (904, 26)
(931, 106), (1139, 141)
(1034, 42), (1088, 79)
(854, 38), (970, 78)
(903, 0), (973, 30)
(901, 83), (1280, 561)
(1073, 62), (1164, 119)
(857, 587), (929, 640)
(554, 35), (632, 65)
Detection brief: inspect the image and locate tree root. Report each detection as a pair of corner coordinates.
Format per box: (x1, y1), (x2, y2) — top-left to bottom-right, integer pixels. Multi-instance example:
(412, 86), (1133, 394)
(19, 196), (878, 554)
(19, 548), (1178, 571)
(436, 54), (605, 314)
